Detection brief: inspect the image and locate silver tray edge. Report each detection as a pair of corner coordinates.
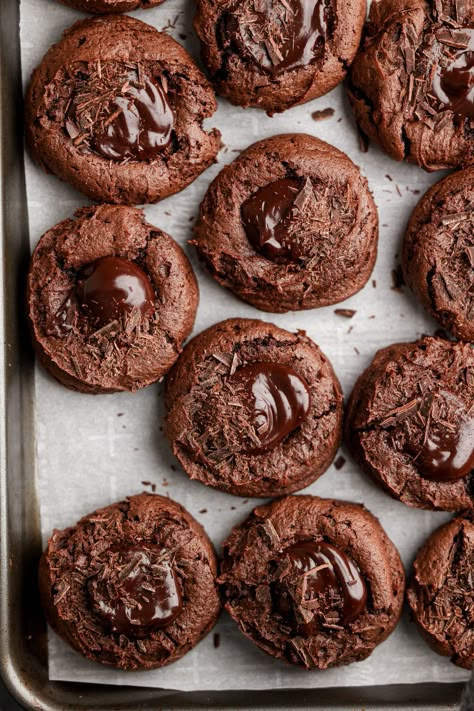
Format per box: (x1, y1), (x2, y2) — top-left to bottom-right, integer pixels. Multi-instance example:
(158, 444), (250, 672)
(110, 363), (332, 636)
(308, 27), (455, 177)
(0, 0), (469, 708)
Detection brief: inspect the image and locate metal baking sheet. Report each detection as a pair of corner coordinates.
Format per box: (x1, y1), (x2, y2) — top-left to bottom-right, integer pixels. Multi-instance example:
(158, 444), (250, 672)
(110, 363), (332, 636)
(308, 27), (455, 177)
(0, 0), (471, 706)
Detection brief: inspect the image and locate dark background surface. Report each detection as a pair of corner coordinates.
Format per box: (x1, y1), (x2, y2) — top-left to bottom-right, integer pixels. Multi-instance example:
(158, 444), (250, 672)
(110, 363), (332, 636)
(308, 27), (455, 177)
(0, 682), (22, 711)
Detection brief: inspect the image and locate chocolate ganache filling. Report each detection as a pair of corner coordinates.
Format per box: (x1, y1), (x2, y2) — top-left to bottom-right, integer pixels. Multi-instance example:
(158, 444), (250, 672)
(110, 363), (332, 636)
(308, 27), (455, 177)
(241, 178), (302, 261)
(88, 546), (183, 638)
(65, 63), (174, 161)
(53, 256), (155, 334)
(432, 26), (474, 120)
(391, 389), (474, 483)
(228, 362), (311, 454)
(271, 541), (367, 634)
(224, 0), (328, 76)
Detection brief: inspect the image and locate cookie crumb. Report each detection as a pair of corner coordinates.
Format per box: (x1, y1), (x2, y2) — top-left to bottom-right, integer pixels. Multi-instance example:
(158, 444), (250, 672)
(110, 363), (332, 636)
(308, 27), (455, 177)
(311, 107), (334, 121)
(334, 308), (356, 318)
(334, 455), (346, 470)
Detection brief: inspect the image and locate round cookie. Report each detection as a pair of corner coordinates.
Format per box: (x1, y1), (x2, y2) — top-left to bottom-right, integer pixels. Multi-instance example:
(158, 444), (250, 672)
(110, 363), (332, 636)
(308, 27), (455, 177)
(38, 493), (221, 670)
(348, 0), (474, 171)
(407, 512), (473, 669)
(194, 0), (366, 113)
(218, 495), (405, 669)
(193, 134), (378, 313)
(164, 318), (344, 497)
(345, 337), (474, 511)
(27, 204), (198, 393)
(55, 0), (163, 12)
(25, 16), (220, 205)
(403, 168), (474, 341)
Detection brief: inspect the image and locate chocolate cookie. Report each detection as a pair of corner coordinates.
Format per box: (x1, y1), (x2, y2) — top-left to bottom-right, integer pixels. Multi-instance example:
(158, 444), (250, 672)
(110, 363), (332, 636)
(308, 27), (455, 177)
(219, 495), (405, 669)
(194, 0), (366, 113)
(27, 205), (198, 393)
(346, 337), (474, 511)
(164, 318), (343, 497)
(55, 0), (163, 12)
(193, 134), (378, 313)
(38, 493), (221, 670)
(25, 16), (220, 204)
(407, 512), (473, 669)
(348, 0), (474, 171)
(403, 168), (474, 341)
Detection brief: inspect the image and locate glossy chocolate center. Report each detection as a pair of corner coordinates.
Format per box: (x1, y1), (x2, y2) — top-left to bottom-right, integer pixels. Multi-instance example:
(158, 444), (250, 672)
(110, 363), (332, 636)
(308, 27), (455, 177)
(432, 27), (474, 120)
(272, 541), (367, 634)
(412, 417), (474, 482)
(76, 256), (155, 328)
(241, 178), (302, 262)
(88, 546), (182, 638)
(229, 362), (311, 454)
(90, 76), (174, 161)
(226, 0), (328, 76)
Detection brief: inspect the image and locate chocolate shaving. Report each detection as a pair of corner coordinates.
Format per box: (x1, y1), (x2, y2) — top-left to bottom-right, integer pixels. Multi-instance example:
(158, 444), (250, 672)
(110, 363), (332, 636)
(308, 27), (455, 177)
(311, 108), (334, 121)
(293, 178), (314, 212)
(380, 399), (419, 427)
(334, 309), (356, 318)
(259, 519), (280, 545)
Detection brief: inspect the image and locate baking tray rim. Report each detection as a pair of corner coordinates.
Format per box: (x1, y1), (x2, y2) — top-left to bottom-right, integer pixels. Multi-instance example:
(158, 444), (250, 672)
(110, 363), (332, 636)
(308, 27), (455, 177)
(0, 0), (470, 708)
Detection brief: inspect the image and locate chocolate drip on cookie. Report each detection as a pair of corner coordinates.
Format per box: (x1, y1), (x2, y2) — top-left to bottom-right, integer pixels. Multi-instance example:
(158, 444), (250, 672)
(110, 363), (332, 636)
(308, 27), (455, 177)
(271, 541), (367, 634)
(224, 0), (328, 76)
(88, 546), (182, 638)
(65, 63), (174, 162)
(431, 26), (474, 120)
(52, 256), (155, 335)
(228, 362), (311, 453)
(402, 390), (474, 483)
(75, 256), (155, 328)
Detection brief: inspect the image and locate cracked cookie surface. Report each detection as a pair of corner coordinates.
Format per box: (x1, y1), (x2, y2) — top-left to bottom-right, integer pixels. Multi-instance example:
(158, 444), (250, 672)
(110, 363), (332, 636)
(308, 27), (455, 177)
(164, 318), (344, 497)
(194, 0), (366, 113)
(345, 337), (474, 511)
(218, 495), (405, 668)
(55, 0), (165, 12)
(193, 134), (378, 313)
(39, 493), (221, 670)
(403, 168), (474, 341)
(348, 0), (474, 171)
(407, 512), (474, 669)
(27, 204), (198, 393)
(26, 15), (220, 204)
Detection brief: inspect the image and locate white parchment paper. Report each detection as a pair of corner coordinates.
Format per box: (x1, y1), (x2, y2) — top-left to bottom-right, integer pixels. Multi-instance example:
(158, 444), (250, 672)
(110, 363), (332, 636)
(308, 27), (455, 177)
(19, 0), (472, 691)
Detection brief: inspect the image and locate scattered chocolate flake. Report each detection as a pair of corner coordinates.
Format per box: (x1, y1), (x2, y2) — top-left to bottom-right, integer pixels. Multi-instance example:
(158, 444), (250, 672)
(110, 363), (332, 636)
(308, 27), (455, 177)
(334, 308), (356, 318)
(293, 178), (315, 212)
(170, 465), (176, 472)
(357, 126), (369, 153)
(311, 107), (335, 121)
(199, 508), (208, 514)
(391, 265), (405, 292)
(385, 174), (393, 181)
(380, 399), (419, 427)
(372, 279), (377, 288)
(213, 633), (220, 648)
(395, 184), (402, 197)
(465, 246), (474, 268)
(160, 13), (182, 33)
(354, 347), (360, 355)
(117, 412), (124, 417)
(334, 455), (346, 470)
(259, 519), (280, 545)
